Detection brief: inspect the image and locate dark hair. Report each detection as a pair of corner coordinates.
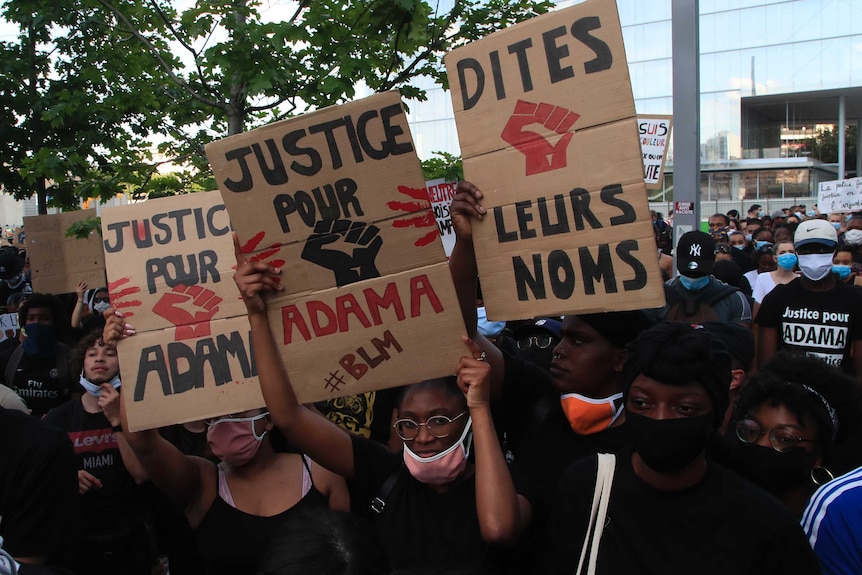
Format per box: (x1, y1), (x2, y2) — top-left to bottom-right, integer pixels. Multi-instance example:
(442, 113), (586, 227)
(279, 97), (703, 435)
(395, 376), (464, 409)
(836, 244), (854, 256)
(18, 293), (65, 328)
(623, 322), (731, 427)
(747, 217), (762, 226)
(752, 228), (773, 242)
(710, 213), (730, 226)
(71, 329), (112, 377)
(735, 352), (859, 461)
(258, 508), (388, 575)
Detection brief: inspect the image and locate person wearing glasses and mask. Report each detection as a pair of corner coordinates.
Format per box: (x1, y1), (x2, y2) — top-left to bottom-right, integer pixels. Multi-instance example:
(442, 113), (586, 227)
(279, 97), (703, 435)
(542, 323), (819, 575)
(729, 351), (860, 517)
(102, 315), (349, 575)
(509, 318), (561, 373)
(228, 235), (525, 574)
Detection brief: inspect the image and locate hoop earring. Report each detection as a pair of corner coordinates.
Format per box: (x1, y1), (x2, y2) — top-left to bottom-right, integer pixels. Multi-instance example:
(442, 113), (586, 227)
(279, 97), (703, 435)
(811, 465), (835, 486)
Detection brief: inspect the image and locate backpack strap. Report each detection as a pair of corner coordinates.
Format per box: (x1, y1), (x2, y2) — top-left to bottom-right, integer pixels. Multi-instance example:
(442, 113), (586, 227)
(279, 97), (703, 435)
(371, 468), (402, 515)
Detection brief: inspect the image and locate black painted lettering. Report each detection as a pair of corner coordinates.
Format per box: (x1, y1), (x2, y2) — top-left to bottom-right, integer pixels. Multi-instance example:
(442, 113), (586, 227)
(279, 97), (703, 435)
(578, 244), (617, 295)
(223, 146), (254, 193)
(196, 338), (228, 386)
(515, 200), (537, 239)
(494, 206), (518, 243)
(380, 104), (414, 156)
(207, 205), (230, 236)
(513, 254), (546, 300)
(274, 194), (297, 233)
(282, 129), (322, 177)
(311, 184), (341, 221)
(341, 115), (365, 164)
(601, 184), (636, 225)
(335, 178), (363, 218)
(548, 250), (575, 299)
(168, 209), (192, 242)
(152, 213), (172, 245)
(457, 58), (485, 111)
(199, 250), (220, 284)
(357, 110), (388, 160)
(508, 38), (534, 92)
(135, 345), (171, 401)
(103, 221), (129, 253)
(489, 50), (506, 100)
(616, 240), (648, 291)
(169, 342), (200, 394)
(217, 331), (256, 379)
(537, 195), (570, 236)
(571, 16), (612, 74)
(309, 117), (349, 169)
(568, 188), (603, 230)
(133, 220), (153, 249)
(251, 139), (289, 185)
(543, 26), (574, 83)
(294, 191), (317, 227)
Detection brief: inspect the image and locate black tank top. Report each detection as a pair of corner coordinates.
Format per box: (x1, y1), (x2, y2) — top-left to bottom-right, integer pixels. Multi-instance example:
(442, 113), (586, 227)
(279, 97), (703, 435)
(195, 461), (327, 575)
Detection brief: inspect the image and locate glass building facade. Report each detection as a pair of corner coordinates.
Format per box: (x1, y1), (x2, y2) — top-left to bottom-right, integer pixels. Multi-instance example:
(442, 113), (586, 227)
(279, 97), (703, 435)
(406, 0), (862, 209)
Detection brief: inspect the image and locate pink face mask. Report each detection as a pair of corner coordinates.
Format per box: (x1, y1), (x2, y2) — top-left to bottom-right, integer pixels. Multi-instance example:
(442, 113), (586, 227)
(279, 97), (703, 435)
(403, 418), (472, 486)
(206, 413), (268, 468)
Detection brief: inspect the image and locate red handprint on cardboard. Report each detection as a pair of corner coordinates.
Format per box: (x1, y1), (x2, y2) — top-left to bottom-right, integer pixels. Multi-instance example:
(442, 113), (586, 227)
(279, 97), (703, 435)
(152, 284), (222, 341)
(388, 185), (439, 247)
(501, 99), (580, 176)
(108, 277), (142, 318)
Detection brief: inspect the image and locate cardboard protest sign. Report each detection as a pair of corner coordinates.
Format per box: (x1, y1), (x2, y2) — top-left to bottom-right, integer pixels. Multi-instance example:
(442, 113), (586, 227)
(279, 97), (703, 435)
(101, 191), (263, 431)
(444, 0), (664, 319)
(638, 115), (672, 189)
(25, 210), (106, 294)
(205, 91), (466, 404)
(818, 177), (862, 213)
(0, 313), (18, 344)
(426, 178), (459, 257)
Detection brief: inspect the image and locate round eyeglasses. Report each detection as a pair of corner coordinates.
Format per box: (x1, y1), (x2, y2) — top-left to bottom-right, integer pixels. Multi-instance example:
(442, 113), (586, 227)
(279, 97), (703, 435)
(516, 334), (555, 350)
(735, 418), (816, 453)
(393, 411), (468, 441)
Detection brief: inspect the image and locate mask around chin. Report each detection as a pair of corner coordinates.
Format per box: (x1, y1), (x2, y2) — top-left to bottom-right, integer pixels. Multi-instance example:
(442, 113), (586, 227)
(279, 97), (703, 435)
(678, 274), (710, 291)
(403, 418), (473, 486)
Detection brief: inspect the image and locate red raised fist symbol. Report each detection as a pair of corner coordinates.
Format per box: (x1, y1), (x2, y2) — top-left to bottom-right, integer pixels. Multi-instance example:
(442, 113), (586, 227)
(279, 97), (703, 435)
(152, 284), (222, 341)
(500, 99), (580, 176)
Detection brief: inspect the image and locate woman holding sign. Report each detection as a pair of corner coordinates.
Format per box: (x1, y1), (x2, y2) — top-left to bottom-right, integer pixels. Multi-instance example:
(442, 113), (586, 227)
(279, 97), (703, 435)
(103, 315), (350, 575)
(230, 234), (528, 573)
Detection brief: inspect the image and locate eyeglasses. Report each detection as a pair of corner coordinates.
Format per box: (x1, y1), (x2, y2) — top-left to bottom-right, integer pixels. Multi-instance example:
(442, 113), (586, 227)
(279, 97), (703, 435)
(735, 418), (816, 453)
(516, 333), (555, 350)
(393, 411), (468, 441)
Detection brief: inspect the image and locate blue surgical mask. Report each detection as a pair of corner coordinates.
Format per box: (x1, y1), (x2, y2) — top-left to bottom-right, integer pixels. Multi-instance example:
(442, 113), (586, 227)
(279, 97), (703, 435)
(832, 222), (842, 231)
(732, 244), (745, 250)
(755, 241), (772, 250)
(777, 253), (797, 271)
(476, 306), (506, 338)
(833, 265), (852, 280)
(679, 275), (710, 291)
(758, 210), (764, 217)
(847, 214), (854, 223)
(807, 210), (816, 217)
(745, 234), (753, 242)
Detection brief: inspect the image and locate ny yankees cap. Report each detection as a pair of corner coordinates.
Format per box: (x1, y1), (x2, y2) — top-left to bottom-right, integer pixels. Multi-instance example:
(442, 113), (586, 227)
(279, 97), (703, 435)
(794, 218), (837, 248)
(676, 231), (716, 278)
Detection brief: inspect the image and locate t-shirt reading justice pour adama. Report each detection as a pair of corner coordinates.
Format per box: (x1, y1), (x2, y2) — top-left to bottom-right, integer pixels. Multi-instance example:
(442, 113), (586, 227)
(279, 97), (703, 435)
(756, 278), (862, 369)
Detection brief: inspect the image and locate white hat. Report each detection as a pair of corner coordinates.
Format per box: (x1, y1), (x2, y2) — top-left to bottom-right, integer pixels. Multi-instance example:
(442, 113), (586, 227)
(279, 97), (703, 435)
(794, 219), (837, 248)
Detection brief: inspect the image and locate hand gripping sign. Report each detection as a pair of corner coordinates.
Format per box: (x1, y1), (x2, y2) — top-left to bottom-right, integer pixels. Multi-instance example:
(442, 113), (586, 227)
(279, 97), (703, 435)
(444, 0), (665, 320)
(205, 91), (466, 407)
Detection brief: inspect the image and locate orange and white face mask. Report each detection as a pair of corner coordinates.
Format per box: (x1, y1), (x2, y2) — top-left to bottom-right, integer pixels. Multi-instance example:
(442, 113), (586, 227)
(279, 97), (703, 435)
(560, 392), (624, 436)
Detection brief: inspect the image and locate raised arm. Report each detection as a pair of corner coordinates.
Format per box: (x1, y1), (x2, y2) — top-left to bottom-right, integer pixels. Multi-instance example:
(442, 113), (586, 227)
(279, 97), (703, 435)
(449, 182), (505, 396)
(458, 337), (530, 545)
(232, 234), (356, 480)
(71, 281), (88, 329)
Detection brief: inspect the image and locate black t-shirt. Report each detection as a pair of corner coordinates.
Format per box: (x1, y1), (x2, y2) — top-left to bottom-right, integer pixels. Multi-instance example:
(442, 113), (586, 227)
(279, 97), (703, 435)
(350, 435), (494, 573)
(542, 450), (821, 575)
(0, 407), (78, 563)
(756, 278), (862, 371)
(43, 400), (144, 543)
(1, 344), (74, 418)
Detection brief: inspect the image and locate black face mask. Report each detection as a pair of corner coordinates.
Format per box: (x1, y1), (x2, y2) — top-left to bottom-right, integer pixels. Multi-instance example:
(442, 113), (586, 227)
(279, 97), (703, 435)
(732, 442), (811, 495)
(626, 412), (713, 473)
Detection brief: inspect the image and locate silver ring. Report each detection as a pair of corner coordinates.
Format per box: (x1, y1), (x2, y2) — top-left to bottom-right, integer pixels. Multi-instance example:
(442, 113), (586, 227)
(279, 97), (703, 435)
(553, 353), (562, 359)
(478, 351), (487, 362)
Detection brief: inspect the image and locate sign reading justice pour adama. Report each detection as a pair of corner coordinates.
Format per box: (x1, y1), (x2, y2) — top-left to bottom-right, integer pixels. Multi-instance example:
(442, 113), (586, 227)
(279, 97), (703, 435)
(206, 91), (466, 404)
(444, 0), (665, 320)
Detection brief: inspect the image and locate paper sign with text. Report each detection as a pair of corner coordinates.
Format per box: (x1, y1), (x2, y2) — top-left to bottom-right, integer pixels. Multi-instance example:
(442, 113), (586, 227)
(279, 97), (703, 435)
(818, 177), (862, 214)
(12, 227), (25, 247)
(427, 178), (458, 257)
(25, 210), (106, 294)
(638, 115), (672, 189)
(205, 91), (465, 404)
(0, 313), (18, 344)
(101, 191), (263, 431)
(444, 0), (664, 319)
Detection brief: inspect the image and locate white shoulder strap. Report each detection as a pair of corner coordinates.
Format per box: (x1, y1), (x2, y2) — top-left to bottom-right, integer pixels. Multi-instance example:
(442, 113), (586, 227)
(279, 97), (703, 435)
(575, 453), (616, 575)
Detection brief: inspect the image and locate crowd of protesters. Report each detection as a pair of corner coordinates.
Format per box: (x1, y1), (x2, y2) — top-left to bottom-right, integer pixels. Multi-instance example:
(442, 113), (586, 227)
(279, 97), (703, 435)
(2, 189), (862, 575)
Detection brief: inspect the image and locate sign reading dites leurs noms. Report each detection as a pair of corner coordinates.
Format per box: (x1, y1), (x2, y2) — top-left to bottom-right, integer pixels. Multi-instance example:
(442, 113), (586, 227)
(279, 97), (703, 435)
(444, 0), (664, 320)
(205, 91), (465, 404)
(101, 191), (263, 432)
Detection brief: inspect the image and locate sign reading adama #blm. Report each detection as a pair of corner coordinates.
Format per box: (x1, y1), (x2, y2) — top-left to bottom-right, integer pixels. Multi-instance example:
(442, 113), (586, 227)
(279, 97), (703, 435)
(101, 191), (263, 432)
(205, 91), (465, 404)
(444, 0), (665, 319)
